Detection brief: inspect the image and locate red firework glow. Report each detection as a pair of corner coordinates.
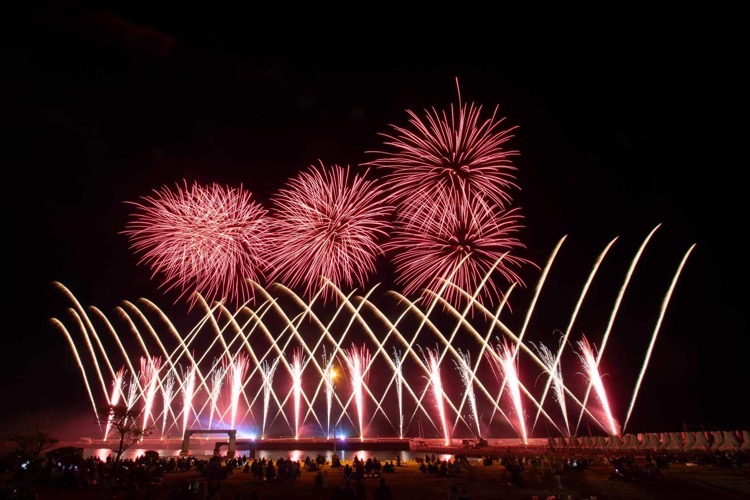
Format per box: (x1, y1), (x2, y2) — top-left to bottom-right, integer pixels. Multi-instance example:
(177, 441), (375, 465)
(122, 180), (273, 309)
(363, 78), (519, 214)
(385, 197), (532, 306)
(364, 78), (534, 306)
(267, 162), (392, 302)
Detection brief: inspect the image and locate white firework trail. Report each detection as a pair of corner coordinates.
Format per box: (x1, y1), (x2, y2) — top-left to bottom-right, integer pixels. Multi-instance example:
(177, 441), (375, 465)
(532, 337), (570, 437)
(393, 348), (404, 439)
(160, 370), (175, 438)
(104, 367), (126, 440)
(208, 360), (224, 429)
(261, 357), (279, 438)
(181, 364), (196, 433)
(455, 349), (481, 437)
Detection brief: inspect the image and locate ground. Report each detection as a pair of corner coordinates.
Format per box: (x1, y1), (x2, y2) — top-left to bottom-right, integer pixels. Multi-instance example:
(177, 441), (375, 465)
(9, 456), (750, 500)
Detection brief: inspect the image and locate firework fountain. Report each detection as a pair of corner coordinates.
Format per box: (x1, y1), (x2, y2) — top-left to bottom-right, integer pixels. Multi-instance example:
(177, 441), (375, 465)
(50, 79), (698, 445)
(52, 228), (694, 442)
(422, 346), (451, 446)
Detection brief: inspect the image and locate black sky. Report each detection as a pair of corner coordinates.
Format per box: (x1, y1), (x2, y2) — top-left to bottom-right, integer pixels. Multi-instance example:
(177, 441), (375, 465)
(2, 4), (747, 438)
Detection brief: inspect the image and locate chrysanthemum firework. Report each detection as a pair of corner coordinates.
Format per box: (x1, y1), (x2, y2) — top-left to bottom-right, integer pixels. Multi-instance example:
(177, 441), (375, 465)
(385, 196), (532, 307)
(122, 180), (272, 309)
(363, 78), (519, 215)
(267, 162), (393, 301)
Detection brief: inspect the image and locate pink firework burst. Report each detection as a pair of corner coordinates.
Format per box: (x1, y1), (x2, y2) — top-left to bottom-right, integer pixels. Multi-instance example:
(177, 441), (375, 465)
(122, 180), (273, 309)
(363, 78), (519, 214)
(385, 196), (533, 307)
(267, 162), (392, 301)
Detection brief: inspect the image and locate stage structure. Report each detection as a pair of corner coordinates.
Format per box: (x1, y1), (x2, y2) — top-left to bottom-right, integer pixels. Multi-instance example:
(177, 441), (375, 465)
(181, 429), (237, 458)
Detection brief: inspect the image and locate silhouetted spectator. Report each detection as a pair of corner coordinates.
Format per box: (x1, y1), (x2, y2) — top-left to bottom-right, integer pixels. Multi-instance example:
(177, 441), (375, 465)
(373, 477), (393, 500)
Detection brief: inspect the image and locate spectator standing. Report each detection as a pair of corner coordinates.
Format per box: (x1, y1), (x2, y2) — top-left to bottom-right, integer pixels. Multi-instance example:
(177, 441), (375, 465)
(374, 477), (393, 500)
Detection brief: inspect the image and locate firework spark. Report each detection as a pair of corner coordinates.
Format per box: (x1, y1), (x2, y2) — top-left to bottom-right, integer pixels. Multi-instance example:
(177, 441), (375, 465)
(364, 78), (519, 214)
(122, 180), (272, 309)
(393, 348), (404, 439)
(261, 357), (279, 438)
(226, 354), (249, 431)
(181, 364), (196, 434)
(208, 362), (224, 429)
(104, 367), (126, 440)
(455, 349), (481, 437)
(342, 344), (371, 441)
(532, 338), (570, 436)
(160, 370), (175, 438)
(489, 339), (527, 444)
(422, 346), (451, 446)
(322, 349), (335, 438)
(576, 336), (619, 436)
(267, 162), (392, 302)
(140, 356), (162, 432)
(291, 348), (306, 439)
(385, 198), (531, 306)
(125, 371), (139, 410)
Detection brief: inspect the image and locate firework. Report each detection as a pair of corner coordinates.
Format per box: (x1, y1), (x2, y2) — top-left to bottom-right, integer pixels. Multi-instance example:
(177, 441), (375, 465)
(160, 370), (175, 438)
(291, 348), (305, 439)
(342, 344), (371, 441)
(489, 339), (528, 444)
(267, 162), (392, 302)
(208, 362), (224, 429)
(363, 78), (519, 214)
(122, 180), (273, 309)
(104, 367), (126, 440)
(455, 349), (481, 437)
(181, 364), (196, 434)
(139, 356), (162, 432)
(261, 358), (279, 438)
(226, 354), (249, 431)
(576, 336), (619, 436)
(532, 338), (570, 436)
(422, 346), (451, 446)
(385, 198), (531, 306)
(393, 348), (404, 439)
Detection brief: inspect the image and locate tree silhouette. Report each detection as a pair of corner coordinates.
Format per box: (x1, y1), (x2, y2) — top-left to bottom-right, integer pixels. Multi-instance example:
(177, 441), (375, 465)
(11, 425), (58, 460)
(96, 404), (153, 466)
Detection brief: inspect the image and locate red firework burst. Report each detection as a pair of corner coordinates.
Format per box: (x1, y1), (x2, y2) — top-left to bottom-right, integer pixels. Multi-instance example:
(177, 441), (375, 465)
(385, 197), (534, 307)
(267, 162), (392, 301)
(363, 78), (519, 214)
(122, 180), (272, 309)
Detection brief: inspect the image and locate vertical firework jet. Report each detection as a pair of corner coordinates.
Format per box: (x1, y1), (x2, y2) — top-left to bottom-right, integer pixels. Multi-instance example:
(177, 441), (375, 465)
(322, 349), (335, 438)
(104, 367), (126, 440)
(267, 162), (392, 302)
(208, 362), (224, 429)
(226, 354), (249, 431)
(122, 180), (273, 309)
(423, 346), (451, 446)
(140, 356), (162, 432)
(261, 358), (279, 438)
(125, 372), (139, 410)
(455, 349), (481, 437)
(291, 349), (305, 439)
(393, 348), (404, 439)
(160, 370), (175, 438)
(532, 338), (570, 436)
(181, 364), (196, 434)
(576, 336), (619, 436)
(343, 344), (371, 441)
(490, 339), (528, 444)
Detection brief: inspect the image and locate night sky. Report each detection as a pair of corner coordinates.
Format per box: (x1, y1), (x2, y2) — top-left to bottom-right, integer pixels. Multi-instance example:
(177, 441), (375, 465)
(3, 4), (746, 440)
